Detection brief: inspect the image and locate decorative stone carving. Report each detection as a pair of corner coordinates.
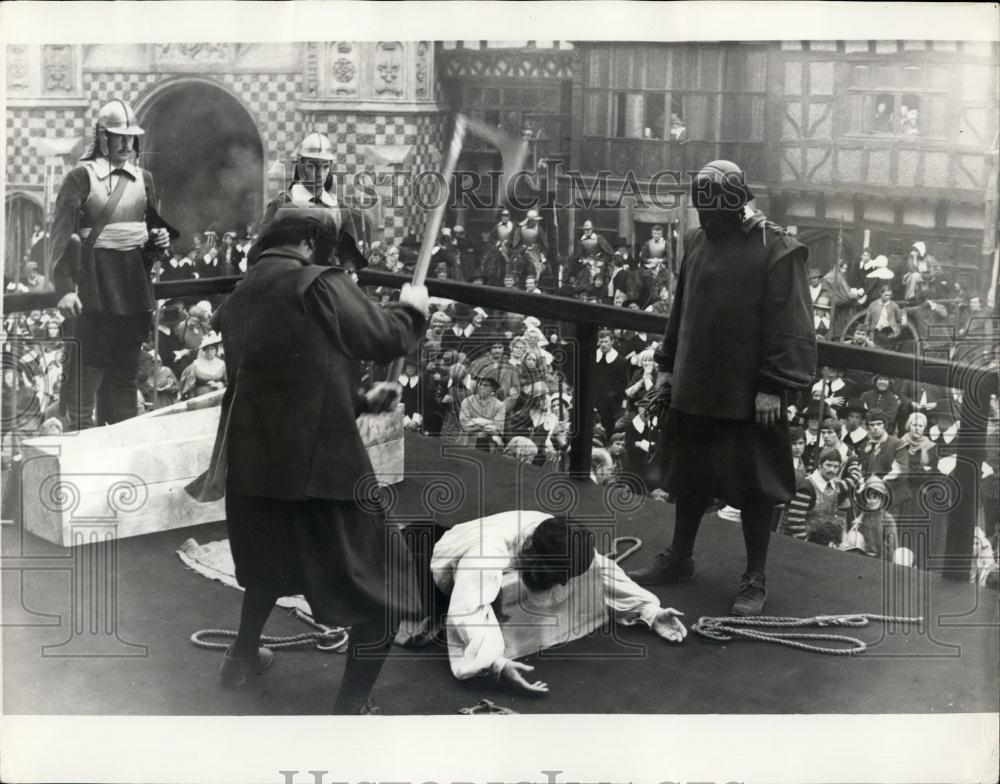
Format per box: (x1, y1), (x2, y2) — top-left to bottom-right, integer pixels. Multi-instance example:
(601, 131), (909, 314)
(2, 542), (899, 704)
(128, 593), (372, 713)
(375, 42), (403, 96)
(333, 59), (356, 83)
(7, 45), (29, 91)
(415, 42), (430, 99)
(82, 44), (149, 72)
(43, 45), (74, 93)
(305, 42), (319, 97)
(438, 49), (573, 80)
(328, 41), (358, 97)
(154, 43), (236, 65)
(360, 144), (414, 170)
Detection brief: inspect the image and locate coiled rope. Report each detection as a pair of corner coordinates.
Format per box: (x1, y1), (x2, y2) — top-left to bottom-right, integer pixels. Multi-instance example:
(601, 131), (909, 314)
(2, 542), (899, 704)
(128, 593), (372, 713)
(692, 613), (923, 655)
(190, 607), (349, 653)
(608, 536), (642, 564)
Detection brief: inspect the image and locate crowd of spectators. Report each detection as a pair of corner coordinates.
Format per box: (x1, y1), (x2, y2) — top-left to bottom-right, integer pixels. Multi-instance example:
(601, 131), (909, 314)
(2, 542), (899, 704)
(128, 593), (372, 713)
(358, 221), (998, 581)
(3, 216), (997, 583)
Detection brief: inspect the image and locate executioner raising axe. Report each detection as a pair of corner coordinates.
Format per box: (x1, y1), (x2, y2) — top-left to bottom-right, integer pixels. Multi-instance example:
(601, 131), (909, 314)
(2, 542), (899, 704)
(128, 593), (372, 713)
(384, 114), (529, 384)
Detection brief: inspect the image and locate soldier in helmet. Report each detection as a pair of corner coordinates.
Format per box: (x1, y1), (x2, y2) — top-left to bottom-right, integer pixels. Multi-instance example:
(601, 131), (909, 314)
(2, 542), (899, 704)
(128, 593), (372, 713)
(49, 98), (176, 430)
(628, 160), (816, 616)
(255, 132), (365, 271)
(572, 220), (613, 269)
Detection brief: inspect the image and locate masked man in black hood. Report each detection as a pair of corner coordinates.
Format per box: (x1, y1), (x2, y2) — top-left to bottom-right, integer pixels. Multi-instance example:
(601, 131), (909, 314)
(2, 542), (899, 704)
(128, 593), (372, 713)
(628, 161), (816, 616)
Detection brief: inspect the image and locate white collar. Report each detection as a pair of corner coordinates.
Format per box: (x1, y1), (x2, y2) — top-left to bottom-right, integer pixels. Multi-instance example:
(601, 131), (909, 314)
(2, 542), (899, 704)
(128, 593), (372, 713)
(398, 375), (419, 388)
(930, 422), (959, 443)
(810, 471), (832, 493)
(597, 348), (619, 363)
(87, 158), (140, 181)
(289, 182), (336, 207)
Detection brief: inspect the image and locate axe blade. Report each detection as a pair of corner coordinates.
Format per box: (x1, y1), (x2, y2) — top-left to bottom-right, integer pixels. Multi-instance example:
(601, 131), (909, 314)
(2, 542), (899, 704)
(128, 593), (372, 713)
(460, 114), (530, 204)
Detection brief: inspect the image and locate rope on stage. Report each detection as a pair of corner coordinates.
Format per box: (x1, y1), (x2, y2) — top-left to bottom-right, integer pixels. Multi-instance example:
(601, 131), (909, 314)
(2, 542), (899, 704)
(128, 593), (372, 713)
(691, 613), (923, 655)
(190, 608), (349, 654)
(607, 536), (642, 564)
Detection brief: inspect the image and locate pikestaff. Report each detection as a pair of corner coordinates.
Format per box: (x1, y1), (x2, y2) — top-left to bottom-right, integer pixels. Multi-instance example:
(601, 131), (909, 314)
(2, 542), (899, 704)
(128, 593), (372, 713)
(830, 220), (845, 339)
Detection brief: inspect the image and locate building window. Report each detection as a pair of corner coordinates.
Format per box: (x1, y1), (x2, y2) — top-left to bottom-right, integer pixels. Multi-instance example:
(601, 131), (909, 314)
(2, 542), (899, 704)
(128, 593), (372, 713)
(645, 93), (665, 139)
(846, 63), (950, 137)
(612, 91), (627, 137)
(669, 95), (687, 141)
(581, 44), (767, 179)
(591, 45), (764, 143)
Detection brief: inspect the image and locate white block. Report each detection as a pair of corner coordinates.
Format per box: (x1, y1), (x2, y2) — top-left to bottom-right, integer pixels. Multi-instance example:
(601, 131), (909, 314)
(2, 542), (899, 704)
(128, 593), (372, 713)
(20, 397), (404, 547)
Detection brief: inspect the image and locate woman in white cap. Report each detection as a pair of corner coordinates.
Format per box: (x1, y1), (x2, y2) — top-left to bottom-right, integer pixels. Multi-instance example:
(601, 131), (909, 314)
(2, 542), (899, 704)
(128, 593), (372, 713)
(903, 241), (942, 302)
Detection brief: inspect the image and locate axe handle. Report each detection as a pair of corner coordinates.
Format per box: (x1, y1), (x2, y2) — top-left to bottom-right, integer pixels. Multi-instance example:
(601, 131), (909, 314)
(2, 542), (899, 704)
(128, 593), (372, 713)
(412, 115), (467, 287)
(386, 116), (468, 384)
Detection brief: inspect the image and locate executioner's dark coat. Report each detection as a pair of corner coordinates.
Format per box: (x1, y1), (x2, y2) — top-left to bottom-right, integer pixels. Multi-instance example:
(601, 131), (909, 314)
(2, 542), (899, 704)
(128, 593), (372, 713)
(192, 246), (426, 624)
(654, 210), (816, 506)
(212, 246), (425, 500)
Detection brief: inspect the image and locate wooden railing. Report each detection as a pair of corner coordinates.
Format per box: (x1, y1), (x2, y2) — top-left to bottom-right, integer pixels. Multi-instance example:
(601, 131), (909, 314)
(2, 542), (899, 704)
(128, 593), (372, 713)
(5, 273), (997, 580)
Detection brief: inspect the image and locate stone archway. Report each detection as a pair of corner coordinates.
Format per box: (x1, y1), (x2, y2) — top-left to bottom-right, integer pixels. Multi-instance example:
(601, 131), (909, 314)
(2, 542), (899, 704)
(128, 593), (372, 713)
(137, 79), (263, 252)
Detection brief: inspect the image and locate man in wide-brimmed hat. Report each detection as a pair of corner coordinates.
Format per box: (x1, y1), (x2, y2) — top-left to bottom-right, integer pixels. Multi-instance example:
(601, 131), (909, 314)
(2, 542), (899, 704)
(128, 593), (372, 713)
(154, 299), (188, 374)
(813, 294), (832, 340)
(220, 230), (244, 275)
(808, 267), (823, 304)
(441, 301), (476, 359)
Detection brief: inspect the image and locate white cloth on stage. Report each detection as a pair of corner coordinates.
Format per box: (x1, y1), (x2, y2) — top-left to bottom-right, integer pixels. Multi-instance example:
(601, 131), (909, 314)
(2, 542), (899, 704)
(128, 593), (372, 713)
(430, 510), (663, 679)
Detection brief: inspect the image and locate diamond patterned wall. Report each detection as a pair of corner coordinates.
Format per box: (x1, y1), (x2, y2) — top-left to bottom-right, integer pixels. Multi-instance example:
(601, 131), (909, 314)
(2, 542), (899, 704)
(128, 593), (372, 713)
(6, 69), (447, 245)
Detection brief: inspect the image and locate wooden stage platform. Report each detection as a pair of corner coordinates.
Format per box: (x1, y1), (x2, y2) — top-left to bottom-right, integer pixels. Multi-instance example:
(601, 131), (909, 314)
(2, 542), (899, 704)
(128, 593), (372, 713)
(3, 432), (998, 715)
